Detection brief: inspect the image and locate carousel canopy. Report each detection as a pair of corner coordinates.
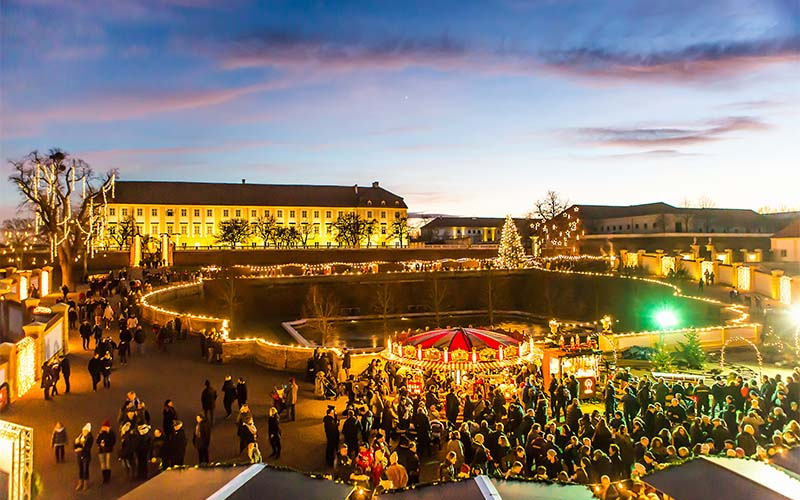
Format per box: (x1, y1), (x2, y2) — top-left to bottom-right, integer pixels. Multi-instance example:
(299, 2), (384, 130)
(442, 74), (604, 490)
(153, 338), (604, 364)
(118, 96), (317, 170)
(404, 327), (520, 352)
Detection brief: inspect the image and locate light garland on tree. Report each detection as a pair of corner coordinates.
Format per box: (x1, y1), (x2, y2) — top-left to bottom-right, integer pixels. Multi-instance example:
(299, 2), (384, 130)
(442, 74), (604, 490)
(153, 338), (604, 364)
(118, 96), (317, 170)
(497, 215), (526, 269)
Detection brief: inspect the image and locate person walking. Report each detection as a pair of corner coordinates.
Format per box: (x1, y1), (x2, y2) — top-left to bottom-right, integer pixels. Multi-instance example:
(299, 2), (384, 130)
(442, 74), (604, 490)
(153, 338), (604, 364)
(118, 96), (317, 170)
(201, 380), (217, 426)
(74, 423), (93, 491)
(222, 376), (237, 418)
(288, 377), (299, 422)
(118, 328), (131, 365)
(134, 326), (146, 355)
(96, 420), (116, 484)
(236, 377), (248, 409)
(80, 320), (92, 350)
(61, 355), (71, 393)
(88, 353), (103, 392)
(268, 407), (282, 459)
(101, 352), (113, 389)
(52, 422), (68, 463)
(193, 414), (211, 464)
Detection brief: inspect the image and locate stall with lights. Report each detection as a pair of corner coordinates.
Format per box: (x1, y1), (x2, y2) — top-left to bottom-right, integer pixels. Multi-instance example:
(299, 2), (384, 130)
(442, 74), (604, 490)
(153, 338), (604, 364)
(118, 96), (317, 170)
(541, 345), (602, 400)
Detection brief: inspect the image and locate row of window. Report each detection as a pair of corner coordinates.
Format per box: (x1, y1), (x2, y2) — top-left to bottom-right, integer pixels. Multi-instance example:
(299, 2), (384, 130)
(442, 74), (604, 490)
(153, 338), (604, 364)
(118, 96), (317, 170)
(110, 221), (393, 237)
(109, 207), (401, 220)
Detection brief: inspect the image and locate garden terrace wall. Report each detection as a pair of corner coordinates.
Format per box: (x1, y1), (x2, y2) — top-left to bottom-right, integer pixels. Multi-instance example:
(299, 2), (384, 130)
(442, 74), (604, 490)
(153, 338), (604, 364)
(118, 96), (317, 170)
(598, 324), (760, 353)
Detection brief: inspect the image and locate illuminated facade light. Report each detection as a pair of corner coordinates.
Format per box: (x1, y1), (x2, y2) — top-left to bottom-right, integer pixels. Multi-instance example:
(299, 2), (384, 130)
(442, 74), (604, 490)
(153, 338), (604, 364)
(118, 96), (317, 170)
(661, 256), (676, 276)
(737, 266), (751, 291)
(15, 337), (36, 397)
(780, 276), (792, 305)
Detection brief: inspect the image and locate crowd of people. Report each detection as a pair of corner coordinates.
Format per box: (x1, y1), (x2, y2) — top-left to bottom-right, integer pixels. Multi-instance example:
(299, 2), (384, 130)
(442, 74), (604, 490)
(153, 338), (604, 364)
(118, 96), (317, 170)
(315, 352), (800, 499)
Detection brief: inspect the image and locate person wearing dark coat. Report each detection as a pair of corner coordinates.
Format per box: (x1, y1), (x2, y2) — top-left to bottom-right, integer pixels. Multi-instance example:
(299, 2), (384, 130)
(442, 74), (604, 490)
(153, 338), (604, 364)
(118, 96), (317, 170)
(621, 391), (640, 428)
(163, 400), (178, 441)
(87, 354), (103, 392)
(445, 389), (460, 426)
(193, 414), (211, 464)
(201, 380), (217, 426)
(723, 405), (739, 439)
(61, 355), (71, 393)
(463, 395), (475, 423)
(222, 376), (237, 418)
(74, 423), (94, 491)
(323, 408), (339, 466)
(236, 378), (248, 409)
(341, 410), (362, 454)
(566, 399), (583, 433)
(268, 407), (282, 458)
(333, 444), (353, 481)
(170, 420), (187, 467)
(80, 321), (92, 350)
(96, 420), (116, 483)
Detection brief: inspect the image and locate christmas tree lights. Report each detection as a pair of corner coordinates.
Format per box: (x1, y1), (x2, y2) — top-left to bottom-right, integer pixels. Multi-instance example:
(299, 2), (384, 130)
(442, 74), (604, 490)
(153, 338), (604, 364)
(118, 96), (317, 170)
(497, 215), (526, 269)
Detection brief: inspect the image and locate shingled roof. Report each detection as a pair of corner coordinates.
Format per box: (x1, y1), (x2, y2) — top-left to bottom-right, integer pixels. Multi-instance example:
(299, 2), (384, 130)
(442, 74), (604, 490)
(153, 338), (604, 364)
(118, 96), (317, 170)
(108, 181), (407, 209)
(772, 219), (800, 238)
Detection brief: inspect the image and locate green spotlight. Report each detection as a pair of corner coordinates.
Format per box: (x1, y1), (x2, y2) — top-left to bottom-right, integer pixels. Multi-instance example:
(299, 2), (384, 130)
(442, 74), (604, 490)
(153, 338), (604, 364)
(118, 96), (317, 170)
(654, 308), (678, 330)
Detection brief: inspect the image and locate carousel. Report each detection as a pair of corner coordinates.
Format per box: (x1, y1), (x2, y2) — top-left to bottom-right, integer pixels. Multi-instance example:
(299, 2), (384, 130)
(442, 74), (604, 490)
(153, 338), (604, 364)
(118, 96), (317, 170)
(383, 327), (539, 373)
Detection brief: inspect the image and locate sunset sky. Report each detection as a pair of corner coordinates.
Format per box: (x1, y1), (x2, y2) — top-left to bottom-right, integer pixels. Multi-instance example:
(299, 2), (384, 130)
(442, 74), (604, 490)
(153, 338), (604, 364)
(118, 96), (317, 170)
(1, 0), (798, 220)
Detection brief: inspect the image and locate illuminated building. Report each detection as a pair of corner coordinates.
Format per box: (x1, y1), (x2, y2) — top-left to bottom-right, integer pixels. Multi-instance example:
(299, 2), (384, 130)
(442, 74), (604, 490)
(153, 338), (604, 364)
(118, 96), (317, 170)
(101, 180), (408, 247)
(420, 216), (533, 244)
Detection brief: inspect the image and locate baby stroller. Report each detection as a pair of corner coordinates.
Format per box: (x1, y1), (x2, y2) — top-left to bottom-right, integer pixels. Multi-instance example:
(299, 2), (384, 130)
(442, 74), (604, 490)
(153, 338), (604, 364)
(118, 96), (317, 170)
(430, 419), (446, 450)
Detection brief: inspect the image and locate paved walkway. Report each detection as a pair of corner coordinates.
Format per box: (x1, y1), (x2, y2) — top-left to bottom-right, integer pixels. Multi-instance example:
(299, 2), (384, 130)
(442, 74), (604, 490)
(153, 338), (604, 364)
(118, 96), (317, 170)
(3, 326), (371, 499)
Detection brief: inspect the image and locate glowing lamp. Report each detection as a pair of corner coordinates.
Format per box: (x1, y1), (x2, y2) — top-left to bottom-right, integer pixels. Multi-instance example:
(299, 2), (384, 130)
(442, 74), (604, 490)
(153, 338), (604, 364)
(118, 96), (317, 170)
(654, 308), (678, 330)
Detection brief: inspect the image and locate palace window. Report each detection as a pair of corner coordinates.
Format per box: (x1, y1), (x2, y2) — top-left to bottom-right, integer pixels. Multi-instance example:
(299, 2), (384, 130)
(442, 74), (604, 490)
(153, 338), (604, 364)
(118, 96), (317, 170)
(264, 210), (270, 217)
(194, 209), (200, 217)
(166, 209), (174, 217)
(206, 209), (213, 217)
(180, 224), (188, 235)
(121, 208), (128, 217)
(193, 224), (201, 236)
(381, 211), (386, 219)
(150, 224), (158, 235)
(136, 208), (143, 217)
(223, 209), (229, 218)
(367, 211), (373, 219)
(166, 224), (173, 234)
(109, 208), (116, 216)
(277, 210), (283, 218)
(289, 210), (296, 218)
(314, 211), (319, 219)
(326, 211), (332, 218)
(251, 210), (257, 218)
(395, 211), (400, 219)
(152, 208), (158, 217)
(235, 209), (241, 218)
(181, 209), (187, 217)
(301, 210), (307, 219)
(206, 224), (213, 235)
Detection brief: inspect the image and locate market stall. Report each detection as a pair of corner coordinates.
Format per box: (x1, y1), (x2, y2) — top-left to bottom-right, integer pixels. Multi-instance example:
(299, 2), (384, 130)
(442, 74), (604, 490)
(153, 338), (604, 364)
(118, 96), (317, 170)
(541, 346), (602, 400)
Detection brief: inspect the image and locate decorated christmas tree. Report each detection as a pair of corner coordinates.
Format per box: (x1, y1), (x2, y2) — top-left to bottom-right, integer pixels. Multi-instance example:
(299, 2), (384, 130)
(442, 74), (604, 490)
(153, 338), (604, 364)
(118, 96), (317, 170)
(650, 338), (675, 372)
(497, 215), (527, 269)
(674, 329), (706, 369)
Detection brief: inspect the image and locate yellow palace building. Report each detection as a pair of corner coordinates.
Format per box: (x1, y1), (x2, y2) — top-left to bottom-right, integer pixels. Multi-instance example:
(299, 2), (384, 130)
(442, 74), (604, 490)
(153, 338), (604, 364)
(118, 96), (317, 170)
(102, 180), (408, 247)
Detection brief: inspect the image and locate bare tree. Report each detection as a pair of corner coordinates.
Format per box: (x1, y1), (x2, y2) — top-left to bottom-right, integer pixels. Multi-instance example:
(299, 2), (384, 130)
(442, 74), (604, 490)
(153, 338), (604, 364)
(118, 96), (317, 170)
(254, 216), (277, 247)
(530, 190), (572, 250)
(303, 285), (338, 346)
(8, 149), (115, 288)
(531, 190), (569, 222)
(217, 274), (240, 331)
(107, 214), (140, 250)
(427, 276), (449, 328)
(373, 282), (394, 340)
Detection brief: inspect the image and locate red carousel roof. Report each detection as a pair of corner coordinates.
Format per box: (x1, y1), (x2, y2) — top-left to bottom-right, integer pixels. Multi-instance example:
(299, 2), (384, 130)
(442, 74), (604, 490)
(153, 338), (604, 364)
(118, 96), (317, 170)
(404, 327), (520, 352)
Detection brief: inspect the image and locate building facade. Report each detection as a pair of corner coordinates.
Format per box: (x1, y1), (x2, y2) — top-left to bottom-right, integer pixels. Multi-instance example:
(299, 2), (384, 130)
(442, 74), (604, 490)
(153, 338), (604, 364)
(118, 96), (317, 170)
(101, 180), (408, 248)
(420, 217), (533, 244)
(771, 220), (800, 262)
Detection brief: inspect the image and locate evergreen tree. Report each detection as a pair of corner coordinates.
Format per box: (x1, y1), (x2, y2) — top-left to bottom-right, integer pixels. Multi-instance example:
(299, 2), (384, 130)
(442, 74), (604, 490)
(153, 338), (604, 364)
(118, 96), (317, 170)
(497, 215), (526, 269)
(674, 329), (706, 369)
(650, 340), (675, 372)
